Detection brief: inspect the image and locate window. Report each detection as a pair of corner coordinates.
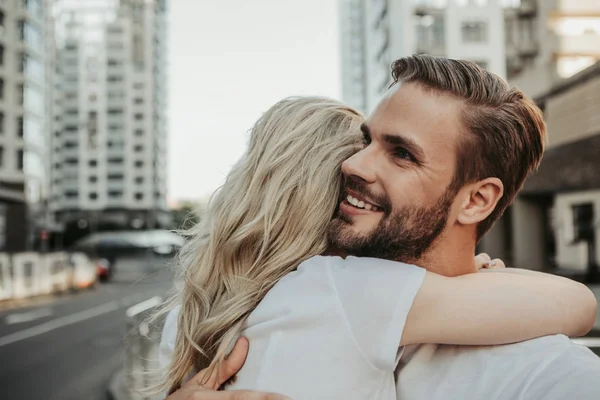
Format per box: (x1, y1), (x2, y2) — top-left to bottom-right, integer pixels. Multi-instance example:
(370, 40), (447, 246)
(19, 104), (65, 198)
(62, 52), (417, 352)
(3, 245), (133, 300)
(0, 44), (4, 66)
(107, 75), (123, 82)
(18, 52), (26, 73)
(17, 149), (24, 171)
(89, 176), (97, 183)
(64, 190), (78, 199)
(107, 59), (120, 66)
(65, 108), (78, 116)
(107, 108), (122, 115)
(135, 192), (144, 200)
(0, 113), (4, 135)
(64, 157), (78, 166)
(461, 21), (487, 43)
(134, 113), (144, 120)
(134, 145), (143, 152)
(108, 190), (123, 198)
(134, 160), (144, 168)
(107, 173), (124, 180)
(89, 159), (97, 167)
(135, 176), (144, 184)
(134, 98), (143, 104)
(135, 129), (144, 136)
(0, 11), (4, 29)
(64, 125), (77, 132)
(133, 82), (144, 89)
(89, 192), (98, 200)
(64, 140), (77, 148)
(0, 79), (4, 100)
(108, 157), (124, 164)
(17, 84), (24, 105)
(16, 116), (23, 137)
(0, 146), (3, 167)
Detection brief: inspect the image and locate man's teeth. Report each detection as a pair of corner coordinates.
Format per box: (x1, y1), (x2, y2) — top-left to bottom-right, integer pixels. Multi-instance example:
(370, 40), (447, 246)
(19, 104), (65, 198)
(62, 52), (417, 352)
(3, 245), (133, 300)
(346, 195), (375, 211)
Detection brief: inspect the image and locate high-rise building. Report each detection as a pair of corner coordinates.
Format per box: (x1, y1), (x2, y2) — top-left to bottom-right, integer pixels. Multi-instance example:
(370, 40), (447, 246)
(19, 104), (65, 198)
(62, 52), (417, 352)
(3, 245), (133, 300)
(339, 0), (534, 114)
(48, 0), (169, 245)
(0, 0), (49, 251)
(508, 0), (600, 98)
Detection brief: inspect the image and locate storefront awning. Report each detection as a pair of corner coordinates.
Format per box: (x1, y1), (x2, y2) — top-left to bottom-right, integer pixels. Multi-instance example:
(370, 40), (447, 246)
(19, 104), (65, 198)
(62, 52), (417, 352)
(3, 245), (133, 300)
(522, 133), (600, 195)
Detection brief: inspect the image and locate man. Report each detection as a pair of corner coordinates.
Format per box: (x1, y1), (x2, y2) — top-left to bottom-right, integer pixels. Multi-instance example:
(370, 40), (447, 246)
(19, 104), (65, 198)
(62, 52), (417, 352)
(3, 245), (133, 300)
(167, 54), (600, 399)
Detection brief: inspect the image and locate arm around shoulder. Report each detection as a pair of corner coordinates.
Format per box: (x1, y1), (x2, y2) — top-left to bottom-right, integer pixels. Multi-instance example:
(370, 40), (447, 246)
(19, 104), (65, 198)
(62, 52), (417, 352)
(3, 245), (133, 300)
(400, 270), (598, 346)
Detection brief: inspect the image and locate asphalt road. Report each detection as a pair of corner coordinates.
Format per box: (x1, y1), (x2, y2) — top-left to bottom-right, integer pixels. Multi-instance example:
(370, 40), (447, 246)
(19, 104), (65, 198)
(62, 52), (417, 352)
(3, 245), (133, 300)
(0, 255), (174, 400)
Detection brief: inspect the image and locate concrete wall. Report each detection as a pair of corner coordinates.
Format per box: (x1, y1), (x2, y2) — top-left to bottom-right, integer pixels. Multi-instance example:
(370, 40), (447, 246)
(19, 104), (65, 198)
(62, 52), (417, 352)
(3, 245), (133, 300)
(544, 73), (600, 147)
(511, 197), (545, 270)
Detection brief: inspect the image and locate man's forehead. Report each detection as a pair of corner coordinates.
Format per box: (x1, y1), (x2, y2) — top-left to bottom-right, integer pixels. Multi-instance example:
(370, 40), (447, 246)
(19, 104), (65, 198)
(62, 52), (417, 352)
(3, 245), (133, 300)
(366, 83), (464, 154)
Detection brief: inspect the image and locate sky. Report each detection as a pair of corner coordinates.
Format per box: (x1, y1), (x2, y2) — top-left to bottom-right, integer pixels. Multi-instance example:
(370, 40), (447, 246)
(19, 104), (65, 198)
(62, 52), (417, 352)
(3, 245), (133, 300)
(167, 0), (341, 203)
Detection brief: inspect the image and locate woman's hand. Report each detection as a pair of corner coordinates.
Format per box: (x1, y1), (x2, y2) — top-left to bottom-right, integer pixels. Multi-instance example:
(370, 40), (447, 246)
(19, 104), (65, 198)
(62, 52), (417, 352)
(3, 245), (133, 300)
(475, 253), (506, 270)
(166, 337), (290, 400)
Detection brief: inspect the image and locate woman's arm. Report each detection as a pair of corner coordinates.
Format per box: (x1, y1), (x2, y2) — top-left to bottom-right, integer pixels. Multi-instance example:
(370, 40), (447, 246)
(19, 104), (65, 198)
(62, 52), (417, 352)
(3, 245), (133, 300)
(400, 268), (597, 346)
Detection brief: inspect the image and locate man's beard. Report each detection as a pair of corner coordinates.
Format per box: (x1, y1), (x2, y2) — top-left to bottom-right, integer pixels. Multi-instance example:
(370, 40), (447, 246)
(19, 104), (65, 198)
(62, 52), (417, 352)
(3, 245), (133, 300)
(328, 179), (456, 263)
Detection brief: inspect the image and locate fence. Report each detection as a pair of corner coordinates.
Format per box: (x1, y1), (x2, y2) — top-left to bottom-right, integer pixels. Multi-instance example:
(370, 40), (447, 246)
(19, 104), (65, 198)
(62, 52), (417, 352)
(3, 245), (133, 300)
(109, 296), (166, 400)
(0, 252), (97, 302)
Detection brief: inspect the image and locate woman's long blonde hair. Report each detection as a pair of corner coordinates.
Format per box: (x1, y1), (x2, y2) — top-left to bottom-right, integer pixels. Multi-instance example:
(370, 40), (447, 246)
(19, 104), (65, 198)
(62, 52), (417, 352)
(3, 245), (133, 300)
(160, 96), (363, 393)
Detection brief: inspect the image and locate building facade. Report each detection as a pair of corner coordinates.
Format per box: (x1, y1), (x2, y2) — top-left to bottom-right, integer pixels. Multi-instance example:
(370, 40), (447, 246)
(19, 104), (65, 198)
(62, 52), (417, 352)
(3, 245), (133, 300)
(509, 0), (600, 98)
(339, 0), (531, 114)
(48, 0), (169, 246)
(0, 0), (49, 252)
(481, 62), (600, 276)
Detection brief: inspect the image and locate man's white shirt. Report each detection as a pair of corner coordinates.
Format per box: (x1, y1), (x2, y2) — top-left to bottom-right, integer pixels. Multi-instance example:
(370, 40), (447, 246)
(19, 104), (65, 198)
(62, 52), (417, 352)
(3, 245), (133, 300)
(395, 334), (600, 399)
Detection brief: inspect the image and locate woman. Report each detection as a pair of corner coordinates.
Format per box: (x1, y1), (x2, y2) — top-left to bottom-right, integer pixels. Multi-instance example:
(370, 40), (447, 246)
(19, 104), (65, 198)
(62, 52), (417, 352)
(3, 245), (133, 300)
(157, 97), (595, 399)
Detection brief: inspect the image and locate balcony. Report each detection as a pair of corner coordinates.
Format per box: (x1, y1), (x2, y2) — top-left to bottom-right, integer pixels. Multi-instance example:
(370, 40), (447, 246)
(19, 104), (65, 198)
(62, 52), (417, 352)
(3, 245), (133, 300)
(558, 34), (600, 57)
(518, 0), (537, 18)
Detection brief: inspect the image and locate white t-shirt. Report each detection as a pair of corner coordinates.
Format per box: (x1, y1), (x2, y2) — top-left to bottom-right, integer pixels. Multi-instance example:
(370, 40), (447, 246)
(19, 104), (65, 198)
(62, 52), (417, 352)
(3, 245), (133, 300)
(395, 335), (600, 399)
(159, 255), (426, 400)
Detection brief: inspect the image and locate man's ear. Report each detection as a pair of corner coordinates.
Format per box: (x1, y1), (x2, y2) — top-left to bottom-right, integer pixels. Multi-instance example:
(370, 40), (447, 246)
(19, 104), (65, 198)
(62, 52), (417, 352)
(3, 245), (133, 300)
(457, 178), (504, 226)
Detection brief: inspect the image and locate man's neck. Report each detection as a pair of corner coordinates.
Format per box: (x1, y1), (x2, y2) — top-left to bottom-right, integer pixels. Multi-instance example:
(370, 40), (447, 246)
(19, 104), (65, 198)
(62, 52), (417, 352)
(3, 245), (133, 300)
(413, 230), (478, 277)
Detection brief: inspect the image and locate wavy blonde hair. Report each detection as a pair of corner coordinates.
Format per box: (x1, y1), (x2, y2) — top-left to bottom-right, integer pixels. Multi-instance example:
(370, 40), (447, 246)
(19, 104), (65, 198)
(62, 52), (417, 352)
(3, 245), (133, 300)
(158, 96), (363, 393)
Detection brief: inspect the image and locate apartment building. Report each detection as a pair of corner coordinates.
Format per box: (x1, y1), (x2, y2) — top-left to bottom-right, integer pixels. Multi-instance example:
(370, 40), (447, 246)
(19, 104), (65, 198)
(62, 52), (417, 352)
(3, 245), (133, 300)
(48, 0), (169, 245)
(339, 0), (528, 114)
(0, 0), (48, 251)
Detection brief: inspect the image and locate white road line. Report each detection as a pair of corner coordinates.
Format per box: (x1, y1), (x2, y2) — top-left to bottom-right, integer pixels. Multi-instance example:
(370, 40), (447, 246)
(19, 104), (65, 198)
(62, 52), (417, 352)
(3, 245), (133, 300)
(0, 300), (120, 347)
(125, 295), (163, 318)
(5, 308), (53, 325)
(572, 337), (600, 348)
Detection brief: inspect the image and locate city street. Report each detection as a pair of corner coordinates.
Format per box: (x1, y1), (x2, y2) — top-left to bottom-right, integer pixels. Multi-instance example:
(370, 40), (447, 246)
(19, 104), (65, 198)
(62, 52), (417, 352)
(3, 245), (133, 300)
(0, 255), (174, 400)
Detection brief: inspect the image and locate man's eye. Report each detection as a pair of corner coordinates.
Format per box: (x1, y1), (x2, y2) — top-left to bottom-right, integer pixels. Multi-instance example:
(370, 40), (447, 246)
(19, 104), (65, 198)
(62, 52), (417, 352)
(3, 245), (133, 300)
(362, 133), (371, 145)
(394, 147), (413, 161)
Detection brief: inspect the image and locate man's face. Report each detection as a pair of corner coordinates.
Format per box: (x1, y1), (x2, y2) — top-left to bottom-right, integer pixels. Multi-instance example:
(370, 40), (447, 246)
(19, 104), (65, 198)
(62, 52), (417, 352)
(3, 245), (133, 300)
(329, 82), (465, 263)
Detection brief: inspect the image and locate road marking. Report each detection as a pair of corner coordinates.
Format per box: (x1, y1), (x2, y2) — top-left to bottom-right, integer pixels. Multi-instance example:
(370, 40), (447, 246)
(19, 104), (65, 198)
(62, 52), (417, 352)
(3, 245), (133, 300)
(5, 308), (53, 325)
(125, 295), (163, 318)
(0, 300), (120, 347)
(572, 337), (600, 348)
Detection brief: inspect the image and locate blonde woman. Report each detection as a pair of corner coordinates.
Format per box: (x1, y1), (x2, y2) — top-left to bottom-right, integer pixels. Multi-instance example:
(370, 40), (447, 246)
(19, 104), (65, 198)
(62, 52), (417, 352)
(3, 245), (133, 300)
(158, 96), (595, 400)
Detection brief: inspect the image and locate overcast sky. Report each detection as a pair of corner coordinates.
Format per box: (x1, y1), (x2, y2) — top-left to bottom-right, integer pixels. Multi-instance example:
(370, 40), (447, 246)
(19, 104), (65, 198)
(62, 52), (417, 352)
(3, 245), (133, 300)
(167, 0), (341, 203)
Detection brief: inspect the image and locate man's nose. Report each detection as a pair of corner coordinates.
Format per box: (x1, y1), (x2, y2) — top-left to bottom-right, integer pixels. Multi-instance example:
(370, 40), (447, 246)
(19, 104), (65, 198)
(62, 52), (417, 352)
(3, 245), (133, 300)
(341, 147), (377, 184)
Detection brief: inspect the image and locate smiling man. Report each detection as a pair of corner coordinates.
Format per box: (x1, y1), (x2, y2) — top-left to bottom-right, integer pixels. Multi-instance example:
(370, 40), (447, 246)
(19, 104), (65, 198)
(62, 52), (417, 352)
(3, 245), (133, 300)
(163, 54), (600, 399)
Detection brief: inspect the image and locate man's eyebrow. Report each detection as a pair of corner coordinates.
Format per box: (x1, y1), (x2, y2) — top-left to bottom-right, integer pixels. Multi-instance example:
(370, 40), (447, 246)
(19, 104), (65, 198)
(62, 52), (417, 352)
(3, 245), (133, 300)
(382, 133), (425, 160)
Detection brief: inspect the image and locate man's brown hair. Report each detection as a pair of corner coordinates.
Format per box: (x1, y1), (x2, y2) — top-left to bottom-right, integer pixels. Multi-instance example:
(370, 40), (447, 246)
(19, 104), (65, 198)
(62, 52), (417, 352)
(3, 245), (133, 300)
(391, 54), (547, 239)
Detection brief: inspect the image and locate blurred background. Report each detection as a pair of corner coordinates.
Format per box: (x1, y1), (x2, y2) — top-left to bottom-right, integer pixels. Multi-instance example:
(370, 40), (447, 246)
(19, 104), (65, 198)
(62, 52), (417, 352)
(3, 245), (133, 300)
(0, 0), (598, 399)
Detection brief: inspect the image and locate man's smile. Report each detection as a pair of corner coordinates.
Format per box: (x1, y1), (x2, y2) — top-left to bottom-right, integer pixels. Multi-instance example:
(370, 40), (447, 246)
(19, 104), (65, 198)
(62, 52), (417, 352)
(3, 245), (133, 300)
(339, 189), (384, 216)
